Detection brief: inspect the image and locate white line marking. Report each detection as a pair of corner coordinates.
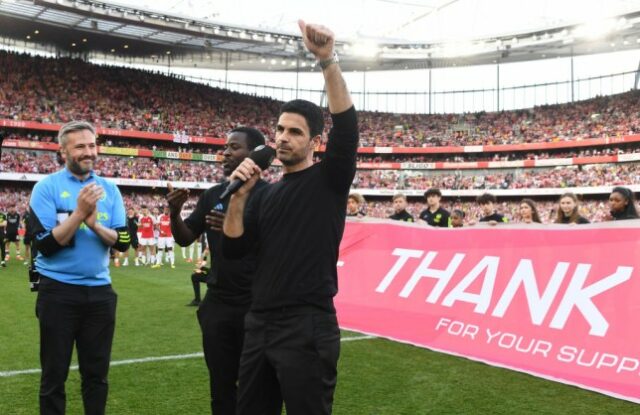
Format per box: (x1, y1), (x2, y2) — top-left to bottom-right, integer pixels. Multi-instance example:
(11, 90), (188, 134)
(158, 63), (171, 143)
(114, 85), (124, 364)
(0, 335), (375, 378)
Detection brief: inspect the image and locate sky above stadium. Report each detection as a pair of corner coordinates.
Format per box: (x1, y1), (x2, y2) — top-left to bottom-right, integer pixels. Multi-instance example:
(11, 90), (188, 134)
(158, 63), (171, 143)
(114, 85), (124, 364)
(110, 0), (639, 43)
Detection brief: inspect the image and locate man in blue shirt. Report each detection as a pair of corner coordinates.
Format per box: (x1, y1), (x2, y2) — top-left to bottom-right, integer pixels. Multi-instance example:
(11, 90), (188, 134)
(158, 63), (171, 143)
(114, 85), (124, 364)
(29, 121), (130, 415)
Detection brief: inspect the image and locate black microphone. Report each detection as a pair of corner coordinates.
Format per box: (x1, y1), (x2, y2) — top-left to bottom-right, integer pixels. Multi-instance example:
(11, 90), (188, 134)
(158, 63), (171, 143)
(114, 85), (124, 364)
(220, 145), (275, 199)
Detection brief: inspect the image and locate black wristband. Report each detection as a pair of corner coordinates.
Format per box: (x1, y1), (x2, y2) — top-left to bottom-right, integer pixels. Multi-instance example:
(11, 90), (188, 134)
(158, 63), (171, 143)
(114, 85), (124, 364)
(113, 227), (131, 252)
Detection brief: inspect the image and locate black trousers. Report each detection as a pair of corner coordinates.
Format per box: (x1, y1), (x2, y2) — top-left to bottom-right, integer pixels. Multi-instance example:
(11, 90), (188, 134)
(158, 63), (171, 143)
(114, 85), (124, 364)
(197, 291), (249, 415)
(191, 272), (208, 302)
(36, 277), (117, 415)
(0, 232), (5, 260)
(236, 308), (341, 415)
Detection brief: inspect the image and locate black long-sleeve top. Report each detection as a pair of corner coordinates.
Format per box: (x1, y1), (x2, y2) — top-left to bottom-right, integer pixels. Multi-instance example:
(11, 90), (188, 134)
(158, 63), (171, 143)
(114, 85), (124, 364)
(185, 179), (266, 305)
(222, 106), (359, 312)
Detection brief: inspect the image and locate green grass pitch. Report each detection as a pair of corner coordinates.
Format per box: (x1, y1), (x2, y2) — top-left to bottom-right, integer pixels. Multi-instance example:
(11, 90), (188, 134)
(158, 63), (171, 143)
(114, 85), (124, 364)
(1, 247), (639, 414)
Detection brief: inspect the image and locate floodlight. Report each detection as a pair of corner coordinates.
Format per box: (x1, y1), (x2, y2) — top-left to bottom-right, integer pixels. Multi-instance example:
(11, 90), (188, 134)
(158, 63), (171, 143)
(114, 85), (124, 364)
(351, 40), (379, 58)
(438, 42), (479, 58)
(573, 19), (617, 39)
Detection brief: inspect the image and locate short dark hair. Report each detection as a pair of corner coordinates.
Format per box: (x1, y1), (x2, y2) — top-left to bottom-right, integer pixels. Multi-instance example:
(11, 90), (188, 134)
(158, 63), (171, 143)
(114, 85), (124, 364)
(392, 193), (407, 202)
(424, 188), (442, 198)
(476, 193), (497, 205)
(452, 209), (465, 218)
(229, 127), (266, 150)
(279, 99), (324, 138)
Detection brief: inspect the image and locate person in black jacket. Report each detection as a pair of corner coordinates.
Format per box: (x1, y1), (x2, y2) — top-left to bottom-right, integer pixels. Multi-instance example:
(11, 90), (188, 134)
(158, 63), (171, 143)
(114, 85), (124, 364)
(554, 192), (590, 224)
(607, 186), (639, 221)
(477, 192), (508, 224)
(166, 127), (266, 415)
(389, 193), (414, 222)
(419, 188), (450, 227)
(221, 20), (357, 415)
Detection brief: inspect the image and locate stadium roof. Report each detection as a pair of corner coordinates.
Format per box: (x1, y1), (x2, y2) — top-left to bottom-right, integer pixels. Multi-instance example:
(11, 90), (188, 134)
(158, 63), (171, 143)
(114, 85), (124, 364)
(1, 0), (640, 71)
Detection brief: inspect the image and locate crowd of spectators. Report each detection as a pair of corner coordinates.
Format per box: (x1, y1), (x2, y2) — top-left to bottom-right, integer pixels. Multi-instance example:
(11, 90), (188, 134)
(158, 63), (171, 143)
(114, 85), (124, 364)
(353, 163), (640, 190)
(0, 184), (629, 225)
(360, 199), (617, 223)
(3, 149), (638, 189)
(0, 52), (280, 140)
(359, 146), (640, 164)
(3, 51), (640, 148)
(3, 148), (637, 189)
(0, 149), (284, 183)
(5, 132), (640, 165)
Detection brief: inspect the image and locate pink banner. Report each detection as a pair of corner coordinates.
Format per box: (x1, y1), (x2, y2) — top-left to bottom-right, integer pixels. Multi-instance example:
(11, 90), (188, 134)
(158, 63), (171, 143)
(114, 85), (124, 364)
(335, 220), (640, 403)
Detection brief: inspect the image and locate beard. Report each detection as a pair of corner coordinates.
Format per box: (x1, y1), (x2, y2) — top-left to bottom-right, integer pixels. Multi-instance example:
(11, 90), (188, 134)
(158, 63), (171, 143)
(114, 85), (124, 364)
(277, 147), (310, 167)
(67, 157), (94, 175)
(222, 164), (235, 177)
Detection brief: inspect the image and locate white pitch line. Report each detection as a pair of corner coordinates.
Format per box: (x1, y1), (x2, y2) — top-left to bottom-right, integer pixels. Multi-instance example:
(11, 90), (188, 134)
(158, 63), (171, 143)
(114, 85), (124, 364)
(0, 335), (375, 378)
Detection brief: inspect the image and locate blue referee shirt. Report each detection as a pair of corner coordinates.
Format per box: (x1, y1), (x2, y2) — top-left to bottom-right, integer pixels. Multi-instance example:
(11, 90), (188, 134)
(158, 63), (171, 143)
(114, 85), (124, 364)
(30, 168), (126, 286)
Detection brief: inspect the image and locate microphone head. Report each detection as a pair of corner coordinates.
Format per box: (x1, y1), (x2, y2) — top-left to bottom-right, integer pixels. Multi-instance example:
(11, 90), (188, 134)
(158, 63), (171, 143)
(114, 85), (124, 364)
(249, 145), (276, 170)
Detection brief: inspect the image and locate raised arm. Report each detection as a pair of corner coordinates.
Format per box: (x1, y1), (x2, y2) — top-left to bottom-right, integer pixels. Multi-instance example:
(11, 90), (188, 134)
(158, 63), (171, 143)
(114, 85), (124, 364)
(299, 21), (359, 193)
(298, 20), (352, 114)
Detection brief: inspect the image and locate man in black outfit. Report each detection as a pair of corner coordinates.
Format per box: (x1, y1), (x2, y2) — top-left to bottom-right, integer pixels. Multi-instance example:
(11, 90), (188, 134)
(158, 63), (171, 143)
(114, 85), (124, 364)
(118, 208), (139, 266)
(389, 193), (414, 222)
(222, 20), (358, 415)
(166, 127), (266, 415)
(23, 208), (33, 265)
(5, 205), (22, 262)
(188, 260), (209, 307)
(419, 188), (451, 227)
(0, 209), (6, 267)
(477, 192), (509, 224)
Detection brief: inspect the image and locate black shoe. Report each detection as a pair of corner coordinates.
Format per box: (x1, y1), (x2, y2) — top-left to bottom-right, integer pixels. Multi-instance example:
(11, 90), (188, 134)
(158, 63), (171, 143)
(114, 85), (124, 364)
(186, 299), (200, 307)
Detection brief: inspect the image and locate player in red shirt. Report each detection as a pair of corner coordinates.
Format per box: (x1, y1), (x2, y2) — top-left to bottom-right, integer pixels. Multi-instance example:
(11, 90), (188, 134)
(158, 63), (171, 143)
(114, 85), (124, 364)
(154, 206), (175, 268)
(138, 205), (156, 265)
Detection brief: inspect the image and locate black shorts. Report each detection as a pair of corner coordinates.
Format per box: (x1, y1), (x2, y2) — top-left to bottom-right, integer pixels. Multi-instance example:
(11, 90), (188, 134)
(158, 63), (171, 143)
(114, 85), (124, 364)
(131, 237), (139, 250)
(5, 232), (18, 243)
(23, 234), (32, 244)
